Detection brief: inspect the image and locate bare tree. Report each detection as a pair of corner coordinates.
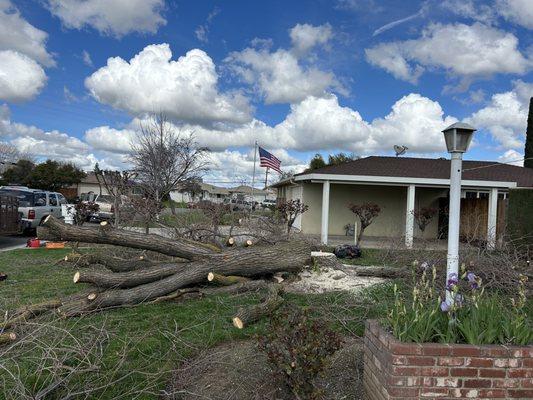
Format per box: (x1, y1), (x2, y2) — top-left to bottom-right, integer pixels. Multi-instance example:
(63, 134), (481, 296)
(93, 164), (136, 227)
(348, 202), (381, 243)
(130, 114), (209, 215)
(0, 142), (19, 165)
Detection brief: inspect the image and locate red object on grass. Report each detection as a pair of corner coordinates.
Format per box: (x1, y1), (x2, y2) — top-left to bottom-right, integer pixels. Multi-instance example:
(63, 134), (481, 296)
(27, 238), (40, 248)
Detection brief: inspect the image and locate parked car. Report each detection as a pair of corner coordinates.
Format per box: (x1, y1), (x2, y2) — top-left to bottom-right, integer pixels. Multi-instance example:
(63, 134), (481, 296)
(261, 199), (277, 208)
(80, 192), (134, 222)
(0, 186), (66, 233)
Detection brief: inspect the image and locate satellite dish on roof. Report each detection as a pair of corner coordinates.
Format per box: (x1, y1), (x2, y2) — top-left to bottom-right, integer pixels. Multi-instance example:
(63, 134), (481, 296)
(393, 145), (408, 157)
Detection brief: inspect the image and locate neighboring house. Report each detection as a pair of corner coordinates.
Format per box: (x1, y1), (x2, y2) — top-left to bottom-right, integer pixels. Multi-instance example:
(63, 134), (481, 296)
(68, 172), (141, 199)
(272, 156), (533, 248)
(170, 183), (276, 204)
(228, 185), (276, 203)
(170, 183), (230, 204)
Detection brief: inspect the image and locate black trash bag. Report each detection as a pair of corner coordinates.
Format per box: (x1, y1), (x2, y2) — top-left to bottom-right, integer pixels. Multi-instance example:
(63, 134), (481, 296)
(333, 244), (362, 259)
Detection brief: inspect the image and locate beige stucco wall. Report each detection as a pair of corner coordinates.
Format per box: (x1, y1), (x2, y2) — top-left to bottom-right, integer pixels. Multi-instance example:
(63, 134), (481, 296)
(78, 183), (108, 196)
(300, 182), (446, 239)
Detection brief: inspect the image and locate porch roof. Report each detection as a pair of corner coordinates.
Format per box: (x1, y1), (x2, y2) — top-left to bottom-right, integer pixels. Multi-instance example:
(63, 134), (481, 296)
(286, 156), (533, 189)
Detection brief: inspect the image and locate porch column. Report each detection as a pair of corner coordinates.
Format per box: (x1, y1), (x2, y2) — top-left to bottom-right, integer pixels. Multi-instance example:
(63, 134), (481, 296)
(321, 180), (330, 245)
(405, 184), (416, 248)
(487, 188), (498, 250)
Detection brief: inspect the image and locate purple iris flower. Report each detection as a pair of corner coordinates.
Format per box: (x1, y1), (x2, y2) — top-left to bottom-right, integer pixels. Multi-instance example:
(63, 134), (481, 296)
(440, 300), (451, 312)
(454, 293), (464, 307)
(466, 272), (479, 289)
(447, 273), (458, 290)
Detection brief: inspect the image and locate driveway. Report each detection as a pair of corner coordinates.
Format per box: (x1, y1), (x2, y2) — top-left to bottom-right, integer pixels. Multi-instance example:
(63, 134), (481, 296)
(0, 235), (28, 252)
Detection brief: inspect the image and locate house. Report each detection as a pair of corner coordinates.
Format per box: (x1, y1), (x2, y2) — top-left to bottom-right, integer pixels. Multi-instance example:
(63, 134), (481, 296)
(170, 183), (230, 204)
(170, 183), (276, 204)
(272, 156), (533, 248)
(66, 172), (141, 199)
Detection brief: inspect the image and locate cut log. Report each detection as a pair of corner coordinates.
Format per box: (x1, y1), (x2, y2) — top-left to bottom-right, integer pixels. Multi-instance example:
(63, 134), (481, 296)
(38, 215), (219, 260)
(0, 332), (16, 345)
(73, 263), (187, 288)
(226, 237), (235, 247)
(207, 272), (250, 286)
(0, 300), (62, 331)
(244, 240), (253, 247)
(349, 265), (409, 278)
(232, 285), (283, 329)
(64, 240), (310, 315)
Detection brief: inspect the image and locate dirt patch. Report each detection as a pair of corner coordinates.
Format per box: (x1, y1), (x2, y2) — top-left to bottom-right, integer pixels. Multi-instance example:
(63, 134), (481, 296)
(164, 338), (364, 400)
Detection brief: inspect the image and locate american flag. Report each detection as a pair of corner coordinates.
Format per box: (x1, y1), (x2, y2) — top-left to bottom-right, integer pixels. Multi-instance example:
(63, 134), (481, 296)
(258, 146), (282, 173)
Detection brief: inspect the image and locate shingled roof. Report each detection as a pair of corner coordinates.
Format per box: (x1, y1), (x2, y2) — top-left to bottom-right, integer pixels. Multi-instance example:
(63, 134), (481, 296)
(295, 156), (533, 187)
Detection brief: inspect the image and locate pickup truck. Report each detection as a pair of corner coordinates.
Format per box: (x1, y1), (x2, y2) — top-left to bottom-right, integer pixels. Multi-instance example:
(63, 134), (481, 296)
(0, 194), (20, 235)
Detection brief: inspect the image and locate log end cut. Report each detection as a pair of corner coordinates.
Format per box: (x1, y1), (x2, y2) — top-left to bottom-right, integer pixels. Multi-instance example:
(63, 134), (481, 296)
(73, 272), (80, 283)
(232, 317), (244, 330)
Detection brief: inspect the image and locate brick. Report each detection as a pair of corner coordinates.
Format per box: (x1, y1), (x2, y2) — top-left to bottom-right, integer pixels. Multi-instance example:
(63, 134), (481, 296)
(477, 389), (507, 398)
(450, 367), (478, 377)
(463, 379), (492, 388)
(523, 378), (533, 388)
(421, 377), (435, 387)
(391, 355), (408, 365)
(386, 386), (419, 397)
(479, 368), (506, 378)
(492, 378), (521, 388)
(438, 357), (464, 366)
(420, 387), (449, 397)
(390, 365), (421, 376)
(465, 358), (493, 368)
(511, 348), (533, 358)
(389, 341), (422, 355)
(451, 345), (482, 357)
(451, 388), (480, 398)
(523, 358), (533, 368)
(406, 356), (435, 366)
(494, 358), (520, 368)
(422, 343), (451, 356)
(508, 389), (533, 398)
(481, 346), (510, 358)
(435, 377), (461, 387)
(420, 366), (449, 377)
(508, 368), (533, 378)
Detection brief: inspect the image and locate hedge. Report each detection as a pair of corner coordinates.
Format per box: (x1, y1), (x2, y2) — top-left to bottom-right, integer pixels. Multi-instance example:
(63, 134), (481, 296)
(507, 188), (533, 246)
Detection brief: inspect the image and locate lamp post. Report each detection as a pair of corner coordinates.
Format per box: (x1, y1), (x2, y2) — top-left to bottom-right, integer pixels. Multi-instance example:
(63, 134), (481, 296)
(442, 122), (476, 302)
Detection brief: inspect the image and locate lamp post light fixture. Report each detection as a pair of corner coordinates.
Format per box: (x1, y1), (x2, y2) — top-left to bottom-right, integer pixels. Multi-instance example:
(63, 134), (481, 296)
(442, 122), (476, 303)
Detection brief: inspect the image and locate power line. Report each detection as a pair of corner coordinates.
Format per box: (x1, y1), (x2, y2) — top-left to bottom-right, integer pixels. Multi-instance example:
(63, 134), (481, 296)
(462, 157), (533, 172)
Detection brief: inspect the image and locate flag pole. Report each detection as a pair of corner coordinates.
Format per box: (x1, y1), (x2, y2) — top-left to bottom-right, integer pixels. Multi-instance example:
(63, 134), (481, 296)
(264, 167), (269, 189)
(251, 141), (258, 202)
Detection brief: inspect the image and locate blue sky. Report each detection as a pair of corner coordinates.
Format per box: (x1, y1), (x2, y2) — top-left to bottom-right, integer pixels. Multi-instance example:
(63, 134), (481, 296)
(0, 0), (532, 185)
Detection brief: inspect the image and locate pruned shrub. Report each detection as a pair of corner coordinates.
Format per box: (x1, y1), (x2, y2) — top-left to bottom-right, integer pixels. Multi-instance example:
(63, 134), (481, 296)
(258, 307), (343, 399)
(348, 202), (381, 242)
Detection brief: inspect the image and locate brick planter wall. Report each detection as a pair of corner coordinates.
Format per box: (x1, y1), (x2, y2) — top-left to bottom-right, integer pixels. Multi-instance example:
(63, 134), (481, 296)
(364, 320), (533, 399)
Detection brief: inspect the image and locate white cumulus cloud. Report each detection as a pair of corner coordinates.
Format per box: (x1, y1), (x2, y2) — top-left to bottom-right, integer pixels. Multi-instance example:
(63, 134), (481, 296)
(365, 23), (531, 86)
(85, 44), (253, 125)
(289, 23), (332, 56)
(496, 0), (533, 29)
(0, 50), (47, 102)
(467, 80), (532, 150)
(47, 0), (166, 38)
(0, 0), (55, 67)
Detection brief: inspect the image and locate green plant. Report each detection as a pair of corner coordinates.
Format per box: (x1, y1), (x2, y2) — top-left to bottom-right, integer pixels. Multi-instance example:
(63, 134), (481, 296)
(387, 262), (533, 345)
(258, 307), (343, 400)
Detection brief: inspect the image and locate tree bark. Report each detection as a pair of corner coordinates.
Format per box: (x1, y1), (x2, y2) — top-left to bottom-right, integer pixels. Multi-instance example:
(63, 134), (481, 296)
(66, 240), (310, 315)
(232, 284), (283, 329)
(73, 263), (188, 288)
(349, 265), (409, 278)
(38, 216), (219, 260)
(207, 272), (250, 286)
(0, 332), (16, 345)
(1, 300), (62, 330)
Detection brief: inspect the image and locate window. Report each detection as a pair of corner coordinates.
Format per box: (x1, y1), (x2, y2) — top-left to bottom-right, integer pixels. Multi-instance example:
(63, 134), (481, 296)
(49, 194), (58, 206)
(58, 194), (68, 205)
(34, 192), (46, 207)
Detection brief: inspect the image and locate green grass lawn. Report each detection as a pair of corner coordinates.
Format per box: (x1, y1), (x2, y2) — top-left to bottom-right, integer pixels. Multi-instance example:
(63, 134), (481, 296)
(0, 247), (395, 399)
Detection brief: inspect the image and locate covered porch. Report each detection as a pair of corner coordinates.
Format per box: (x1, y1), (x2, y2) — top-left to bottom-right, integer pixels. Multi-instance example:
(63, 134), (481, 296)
(296, 175), (512, 249)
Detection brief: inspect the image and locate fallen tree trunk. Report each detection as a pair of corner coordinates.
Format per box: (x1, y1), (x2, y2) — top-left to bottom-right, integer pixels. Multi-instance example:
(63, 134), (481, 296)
(73, 263), (188, 289)
(65, 253), (169, 272)
(349, 265), (409, 278)
(65, 240), (310, 315)
(38, 216), (219, 260)
(1, 300), (62, 331)
(232, 284), (283, 329)
(207, 272), (250, 286)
